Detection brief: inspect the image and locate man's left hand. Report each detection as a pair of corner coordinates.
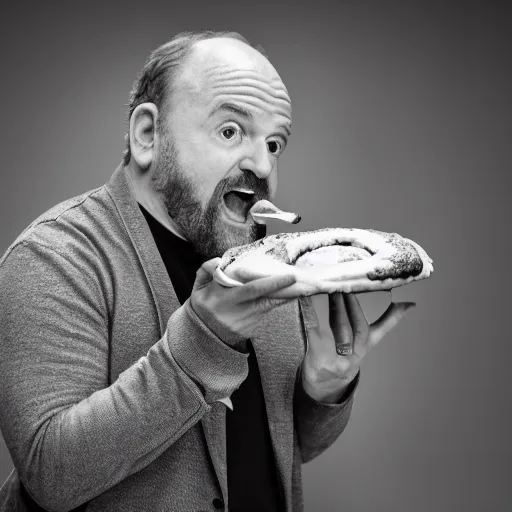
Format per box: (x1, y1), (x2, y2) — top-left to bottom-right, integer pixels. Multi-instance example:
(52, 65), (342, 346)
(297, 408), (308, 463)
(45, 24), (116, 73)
(300, 293), (416, 403)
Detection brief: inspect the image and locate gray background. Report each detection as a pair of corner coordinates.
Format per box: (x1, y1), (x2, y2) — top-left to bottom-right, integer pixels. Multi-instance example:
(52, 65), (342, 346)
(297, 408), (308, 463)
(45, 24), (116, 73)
(0, 1), (510, 510)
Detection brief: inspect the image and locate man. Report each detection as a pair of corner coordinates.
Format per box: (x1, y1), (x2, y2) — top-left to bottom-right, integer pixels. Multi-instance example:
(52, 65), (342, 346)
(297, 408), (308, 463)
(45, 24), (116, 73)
(0, 31), (414, 511)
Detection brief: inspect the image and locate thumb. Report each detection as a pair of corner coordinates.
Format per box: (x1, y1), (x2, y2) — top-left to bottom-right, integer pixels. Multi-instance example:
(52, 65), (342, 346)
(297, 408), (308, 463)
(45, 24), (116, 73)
(368, 301), (416, 347)
(193, 257), (222, 291)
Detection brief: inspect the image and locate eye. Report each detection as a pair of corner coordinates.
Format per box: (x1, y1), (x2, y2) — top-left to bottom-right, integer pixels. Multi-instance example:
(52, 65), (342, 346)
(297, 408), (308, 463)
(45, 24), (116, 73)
(220, 123), (242, 141)
(222, 128), (236, 139)
(267, 139), (285, 156)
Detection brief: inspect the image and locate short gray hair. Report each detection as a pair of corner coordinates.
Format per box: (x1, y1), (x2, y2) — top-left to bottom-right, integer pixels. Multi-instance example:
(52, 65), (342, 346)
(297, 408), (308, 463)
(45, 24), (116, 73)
(122, 30), (265, 165)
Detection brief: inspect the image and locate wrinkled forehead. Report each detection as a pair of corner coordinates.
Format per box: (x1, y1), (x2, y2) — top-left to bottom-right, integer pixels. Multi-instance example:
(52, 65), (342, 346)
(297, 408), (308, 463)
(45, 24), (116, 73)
(175, 56), (292, 123)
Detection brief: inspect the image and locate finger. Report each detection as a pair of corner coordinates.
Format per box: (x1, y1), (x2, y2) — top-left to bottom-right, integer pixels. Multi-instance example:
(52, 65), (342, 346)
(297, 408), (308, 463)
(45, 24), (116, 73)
(237, 274), (297, 303)
(344, 294), (370, 357)
(235, 266), (272, 283)
(329, 293), (353, 356)
(299, 296), (320, 331)
(193, 257), (223, 291)
(368, 301), (416, 347)
(267, 280), (305, 300)
(344, 294), (369, 336)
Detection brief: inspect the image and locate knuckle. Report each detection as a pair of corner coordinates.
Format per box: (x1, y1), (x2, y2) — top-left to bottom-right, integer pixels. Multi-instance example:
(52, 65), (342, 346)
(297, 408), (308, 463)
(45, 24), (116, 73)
(198, 262), (210, 273)
(259, 297), (274, 310)
(260, 297), (283, 312)
(242, 283), (259, 298)
(272, 275), (295, 287)
(355, 325), (369, 339)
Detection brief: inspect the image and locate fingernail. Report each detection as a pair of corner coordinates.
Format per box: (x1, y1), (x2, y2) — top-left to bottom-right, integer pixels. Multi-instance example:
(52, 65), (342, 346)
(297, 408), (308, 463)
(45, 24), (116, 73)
(337, 345), (353, 356)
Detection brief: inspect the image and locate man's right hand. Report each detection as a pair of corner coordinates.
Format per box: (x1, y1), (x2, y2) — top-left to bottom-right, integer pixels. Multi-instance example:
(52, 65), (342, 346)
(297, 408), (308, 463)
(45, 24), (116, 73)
(190, 257), (297, 349)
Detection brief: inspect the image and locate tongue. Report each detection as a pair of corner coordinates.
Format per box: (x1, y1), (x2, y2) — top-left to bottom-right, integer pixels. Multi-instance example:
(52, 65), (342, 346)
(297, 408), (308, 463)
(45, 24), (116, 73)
(224, 191), (249, 221)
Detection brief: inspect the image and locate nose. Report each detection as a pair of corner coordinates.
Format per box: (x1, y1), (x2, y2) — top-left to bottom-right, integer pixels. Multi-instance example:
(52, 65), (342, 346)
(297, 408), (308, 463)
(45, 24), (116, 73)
(239, 140), (273, 179)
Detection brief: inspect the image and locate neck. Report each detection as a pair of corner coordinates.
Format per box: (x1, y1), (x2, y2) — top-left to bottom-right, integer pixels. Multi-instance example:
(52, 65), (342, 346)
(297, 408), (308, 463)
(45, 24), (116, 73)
(125, 161), (188, 241)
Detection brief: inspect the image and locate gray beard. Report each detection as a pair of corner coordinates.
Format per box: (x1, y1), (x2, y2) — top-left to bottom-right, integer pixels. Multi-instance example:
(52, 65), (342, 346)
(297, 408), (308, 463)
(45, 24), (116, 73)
(151, 135), (266, 262)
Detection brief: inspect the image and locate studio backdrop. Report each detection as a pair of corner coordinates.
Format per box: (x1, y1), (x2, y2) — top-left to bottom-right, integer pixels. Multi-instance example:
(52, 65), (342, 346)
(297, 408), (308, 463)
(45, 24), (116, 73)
(0, 1), (510, 511)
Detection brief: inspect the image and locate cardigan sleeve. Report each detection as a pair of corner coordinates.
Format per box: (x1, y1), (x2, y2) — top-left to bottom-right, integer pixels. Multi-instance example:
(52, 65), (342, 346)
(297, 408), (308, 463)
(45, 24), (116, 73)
(294, 367), (359, 463)
(0, 240), (247, 512)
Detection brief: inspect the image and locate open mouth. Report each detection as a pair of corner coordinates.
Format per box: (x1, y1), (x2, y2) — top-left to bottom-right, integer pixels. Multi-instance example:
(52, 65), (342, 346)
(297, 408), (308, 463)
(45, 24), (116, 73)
(222, 190), (256, 223)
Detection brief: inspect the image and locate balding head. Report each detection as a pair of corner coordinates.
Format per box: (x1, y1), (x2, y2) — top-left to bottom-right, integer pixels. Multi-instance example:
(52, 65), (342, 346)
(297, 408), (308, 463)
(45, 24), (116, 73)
(168, 36), (289, 117)
(189, 37), (280, 78)
(168, 36), (291, 136)
(123, 31), (267, 165)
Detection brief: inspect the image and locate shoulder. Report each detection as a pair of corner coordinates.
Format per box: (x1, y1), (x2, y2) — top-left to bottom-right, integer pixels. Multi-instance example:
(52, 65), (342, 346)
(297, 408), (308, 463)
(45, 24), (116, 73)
(0, 184), (121, 269)
(0, 186), (121, 316)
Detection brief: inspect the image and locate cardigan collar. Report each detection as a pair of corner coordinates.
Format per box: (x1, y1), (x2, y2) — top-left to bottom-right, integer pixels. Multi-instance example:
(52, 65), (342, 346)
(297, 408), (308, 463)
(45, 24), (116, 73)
(105, 164), (180, 336)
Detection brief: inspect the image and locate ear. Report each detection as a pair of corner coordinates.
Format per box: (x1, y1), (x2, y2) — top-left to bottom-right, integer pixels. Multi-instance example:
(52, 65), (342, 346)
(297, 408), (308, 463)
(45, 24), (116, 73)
(129, 102), (159, 169)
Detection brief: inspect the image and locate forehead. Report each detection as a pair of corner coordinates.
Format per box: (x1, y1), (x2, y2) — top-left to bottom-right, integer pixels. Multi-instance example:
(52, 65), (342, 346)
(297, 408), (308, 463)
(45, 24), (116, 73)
(172, 42), (292, 125)
(204, 64), (291, 120)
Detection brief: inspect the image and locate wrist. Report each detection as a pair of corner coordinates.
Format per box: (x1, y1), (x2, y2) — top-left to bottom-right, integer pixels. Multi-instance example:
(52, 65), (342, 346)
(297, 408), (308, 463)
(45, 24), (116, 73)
(189, 297), (246, 349)
(301, 371), (356, 404)
(318, 383), (350, 404)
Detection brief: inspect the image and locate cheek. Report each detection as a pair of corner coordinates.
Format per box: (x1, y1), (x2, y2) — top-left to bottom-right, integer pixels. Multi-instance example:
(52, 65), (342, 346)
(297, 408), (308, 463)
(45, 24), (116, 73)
(175, 134), (222, 188)
(190, 150), (234, 203)
(199, 145), (243, 183)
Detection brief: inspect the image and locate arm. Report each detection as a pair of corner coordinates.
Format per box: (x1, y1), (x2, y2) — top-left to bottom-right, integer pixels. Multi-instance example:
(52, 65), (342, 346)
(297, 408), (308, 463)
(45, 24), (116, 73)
(0, 241), (248, 512)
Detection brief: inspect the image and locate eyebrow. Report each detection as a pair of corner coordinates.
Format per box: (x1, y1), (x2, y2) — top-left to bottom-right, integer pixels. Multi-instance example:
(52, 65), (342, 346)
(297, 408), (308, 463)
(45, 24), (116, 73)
(209, 102), (253, 125)
(209, 102), (292, 137)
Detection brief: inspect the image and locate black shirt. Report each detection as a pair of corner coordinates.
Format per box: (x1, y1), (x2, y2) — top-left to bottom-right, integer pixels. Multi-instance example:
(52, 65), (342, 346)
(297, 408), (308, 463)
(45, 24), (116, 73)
(138, 204), (283, 511)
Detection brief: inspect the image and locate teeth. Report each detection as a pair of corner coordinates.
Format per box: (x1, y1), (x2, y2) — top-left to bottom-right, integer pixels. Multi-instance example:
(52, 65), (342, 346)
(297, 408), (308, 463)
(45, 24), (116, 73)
(232, 189), (255, 194)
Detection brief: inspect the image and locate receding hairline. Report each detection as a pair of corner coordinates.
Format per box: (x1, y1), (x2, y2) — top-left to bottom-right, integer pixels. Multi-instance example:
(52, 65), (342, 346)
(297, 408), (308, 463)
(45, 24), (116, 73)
(167, 37), (284, 104)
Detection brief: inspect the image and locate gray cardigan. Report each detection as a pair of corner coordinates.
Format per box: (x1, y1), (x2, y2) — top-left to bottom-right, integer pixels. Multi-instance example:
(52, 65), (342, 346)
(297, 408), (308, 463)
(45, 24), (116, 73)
(0, 165), (357, 511)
